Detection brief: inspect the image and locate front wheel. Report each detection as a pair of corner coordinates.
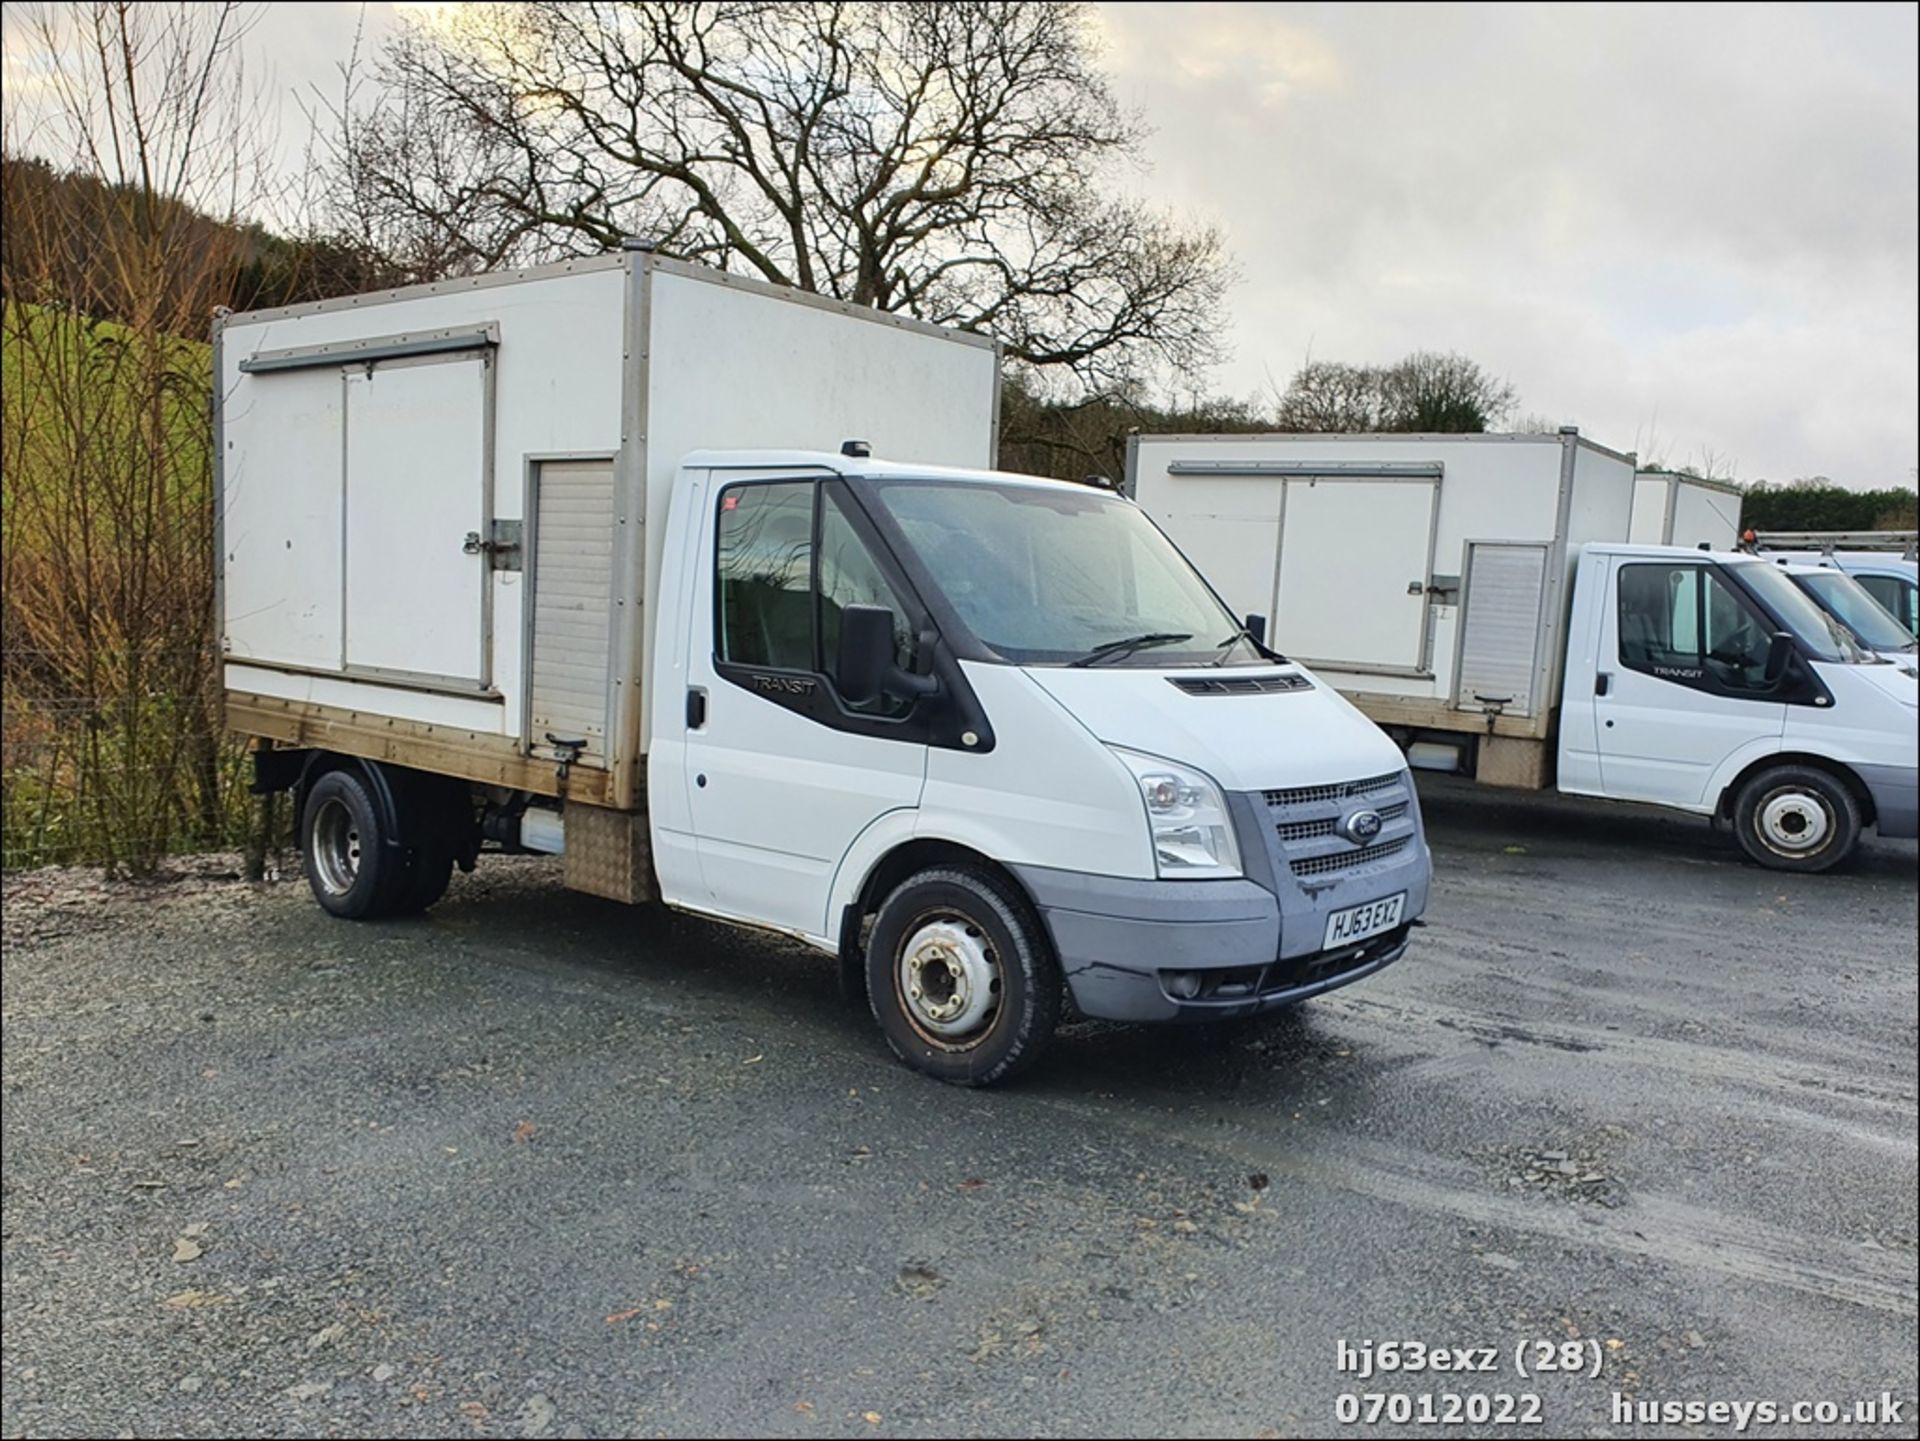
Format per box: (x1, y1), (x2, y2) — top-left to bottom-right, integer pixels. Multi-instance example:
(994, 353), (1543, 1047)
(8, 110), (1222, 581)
(1732, 765), (1861, 873)
(866, 866), (1062, 1086)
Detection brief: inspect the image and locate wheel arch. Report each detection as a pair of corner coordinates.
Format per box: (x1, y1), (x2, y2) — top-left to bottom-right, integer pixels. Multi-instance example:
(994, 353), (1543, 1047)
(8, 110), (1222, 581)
(294, 753), (403, 848)
(292, 754), (472, 855)
(1717, 751), (1875, 827)
(833, 837), (1047, 1004)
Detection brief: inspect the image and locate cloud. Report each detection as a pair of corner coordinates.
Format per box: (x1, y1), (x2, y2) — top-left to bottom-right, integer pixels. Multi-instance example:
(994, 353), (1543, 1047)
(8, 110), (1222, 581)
(1101, 1), (1918, 489)
(11, 1), (1910, 489)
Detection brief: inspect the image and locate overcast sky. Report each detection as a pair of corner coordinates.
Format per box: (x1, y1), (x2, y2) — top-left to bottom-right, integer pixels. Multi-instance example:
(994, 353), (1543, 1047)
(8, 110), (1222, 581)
(1093, 3), (1918, 491)
(11, 2), (1915, 490)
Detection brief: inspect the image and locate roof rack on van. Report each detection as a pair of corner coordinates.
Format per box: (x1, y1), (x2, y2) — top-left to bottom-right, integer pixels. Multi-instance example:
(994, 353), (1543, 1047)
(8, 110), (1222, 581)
(1747, 530), (1918, 560)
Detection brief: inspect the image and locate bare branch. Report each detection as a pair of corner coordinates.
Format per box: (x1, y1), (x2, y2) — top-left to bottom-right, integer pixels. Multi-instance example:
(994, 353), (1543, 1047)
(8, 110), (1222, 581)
(319, 0), (1231, 390)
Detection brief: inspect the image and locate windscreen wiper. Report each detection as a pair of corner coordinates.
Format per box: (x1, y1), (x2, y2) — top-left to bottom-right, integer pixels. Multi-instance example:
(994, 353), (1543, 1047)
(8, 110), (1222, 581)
(1210, 628), (1282, 665)
(1067, 632), (1192, 667)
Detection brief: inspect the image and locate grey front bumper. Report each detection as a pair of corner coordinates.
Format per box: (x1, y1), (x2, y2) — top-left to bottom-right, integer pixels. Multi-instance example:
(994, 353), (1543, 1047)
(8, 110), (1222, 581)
(1013, 871), (1424, 1026)
(1859, 762), (1919, 839)
(1012, 773), (1434, 1024)
(1013, 867), (1279, 1022)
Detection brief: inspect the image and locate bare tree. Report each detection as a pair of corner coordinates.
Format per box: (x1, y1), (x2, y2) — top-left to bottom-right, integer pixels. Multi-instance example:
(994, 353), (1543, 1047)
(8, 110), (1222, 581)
(2, 2), (276, 872)
(1272, 359), (1388, 432)
(1273, 350), (1516, 433)
(997, 375), (1264, 484)
(324, 1), (1232, 391)
(1383, 351), (1516, 433)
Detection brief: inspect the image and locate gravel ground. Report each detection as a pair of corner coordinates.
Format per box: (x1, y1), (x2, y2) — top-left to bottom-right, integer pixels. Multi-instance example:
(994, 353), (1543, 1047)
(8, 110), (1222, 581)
(3, 779), (1915, 1439)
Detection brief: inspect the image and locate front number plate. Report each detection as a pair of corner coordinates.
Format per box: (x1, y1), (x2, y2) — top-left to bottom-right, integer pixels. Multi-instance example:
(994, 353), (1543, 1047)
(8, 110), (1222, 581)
(1323, 892), (1406, 950)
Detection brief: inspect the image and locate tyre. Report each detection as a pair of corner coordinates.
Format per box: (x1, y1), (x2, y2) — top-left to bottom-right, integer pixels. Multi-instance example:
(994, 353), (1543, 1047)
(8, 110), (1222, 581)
(390, 844), (455, 914)
(866, 865), (1062, 1087)
(1732, 764), (1861, 873)
(301, 768), (402, 919)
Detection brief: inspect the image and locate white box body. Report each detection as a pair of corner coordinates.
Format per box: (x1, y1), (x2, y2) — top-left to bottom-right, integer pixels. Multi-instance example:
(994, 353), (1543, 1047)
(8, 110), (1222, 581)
(1126, 431), (1637, 742)
(1630, 471), (1743, 550)
(217, 253), (999, 808)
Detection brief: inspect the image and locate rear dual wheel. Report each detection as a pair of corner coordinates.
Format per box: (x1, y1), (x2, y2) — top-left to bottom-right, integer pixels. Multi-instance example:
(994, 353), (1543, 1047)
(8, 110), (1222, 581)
(301, 768), (455, 919)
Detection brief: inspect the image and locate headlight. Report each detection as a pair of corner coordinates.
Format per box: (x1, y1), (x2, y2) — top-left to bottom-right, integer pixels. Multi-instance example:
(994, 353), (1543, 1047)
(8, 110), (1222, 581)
(1109, 746), (1242, 879)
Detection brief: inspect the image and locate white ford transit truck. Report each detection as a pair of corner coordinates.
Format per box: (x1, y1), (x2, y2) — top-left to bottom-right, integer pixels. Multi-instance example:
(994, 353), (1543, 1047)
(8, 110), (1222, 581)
(218, 249), (1432, 1085)
(1131, 434), (1918, 873)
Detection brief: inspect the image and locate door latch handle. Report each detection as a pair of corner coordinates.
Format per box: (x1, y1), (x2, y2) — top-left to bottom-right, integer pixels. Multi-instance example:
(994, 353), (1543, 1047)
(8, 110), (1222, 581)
(686, 687), (707, 729)
(545, 734), (587, 791)
(463, 522), (523, 570)
(1595, 672), (1612, 696)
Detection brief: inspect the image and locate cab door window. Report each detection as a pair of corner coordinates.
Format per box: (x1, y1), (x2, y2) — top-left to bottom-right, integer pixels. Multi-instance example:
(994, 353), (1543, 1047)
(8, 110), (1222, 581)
(716, 480), (814, 671)
(714, 478), (921, 722)
(1617, 562), (1773, 694)
(1855, 573), (1918, 636)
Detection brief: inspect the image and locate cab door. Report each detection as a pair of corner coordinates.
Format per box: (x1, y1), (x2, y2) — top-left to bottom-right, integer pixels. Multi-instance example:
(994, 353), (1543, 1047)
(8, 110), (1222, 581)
(681, 475), (928, 939)
(1594, 558), (1785, 807)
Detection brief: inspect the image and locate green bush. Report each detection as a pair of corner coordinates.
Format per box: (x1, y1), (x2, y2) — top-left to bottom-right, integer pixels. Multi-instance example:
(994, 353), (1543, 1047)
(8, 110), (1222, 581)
(1740, 481), (1918, 533)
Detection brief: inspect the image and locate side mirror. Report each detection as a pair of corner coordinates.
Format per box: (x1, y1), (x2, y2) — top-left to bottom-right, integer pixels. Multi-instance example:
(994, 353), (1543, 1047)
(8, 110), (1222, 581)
(836, 604), (894, 706)
(1244, 613), (1267, 646)
(1764, 631), (1795, 685)
(836, 605), (941, 707)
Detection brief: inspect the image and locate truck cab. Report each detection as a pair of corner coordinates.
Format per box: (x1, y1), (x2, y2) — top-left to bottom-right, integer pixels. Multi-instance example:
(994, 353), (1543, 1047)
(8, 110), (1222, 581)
(646, 452), (1433, 1083)
(1558, 543), (1918, 870)
(1776, 552), (1919, 642)
(1774, 560), (1919, 673)
(1826, 554), (1920, 639)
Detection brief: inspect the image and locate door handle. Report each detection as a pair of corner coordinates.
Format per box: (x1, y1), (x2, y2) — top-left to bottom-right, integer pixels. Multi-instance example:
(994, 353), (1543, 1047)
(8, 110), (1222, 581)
(686, 687), (707, 728)
(462, 522), (522, 570)
(1595, 672), (1612, 697)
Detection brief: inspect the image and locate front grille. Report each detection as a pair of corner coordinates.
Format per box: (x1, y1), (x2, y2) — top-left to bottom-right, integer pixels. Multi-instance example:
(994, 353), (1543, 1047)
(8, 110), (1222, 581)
(1263, 771), (1400, 808)
(1289, 833), (1412, 877)
(1275, 799), (1407, 843)
(1168, 672), (1312, 696)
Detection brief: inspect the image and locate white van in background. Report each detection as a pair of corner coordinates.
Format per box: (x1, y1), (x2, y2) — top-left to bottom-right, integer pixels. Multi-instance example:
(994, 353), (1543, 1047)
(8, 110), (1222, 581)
(1790, 554), (1918, 641)
(1131, 433), (1918, 872)
(1751, 533), (1918, 640)
(1831, 555), (1919, 637)
(1774, 560), (1918, 672)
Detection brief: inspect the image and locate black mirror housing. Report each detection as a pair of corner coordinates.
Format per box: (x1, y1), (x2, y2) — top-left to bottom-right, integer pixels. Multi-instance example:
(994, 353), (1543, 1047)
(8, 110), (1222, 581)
(1244, 613), (1267, 646)
(836, 604), (894, 706)
(1764, 630), (1795, 685)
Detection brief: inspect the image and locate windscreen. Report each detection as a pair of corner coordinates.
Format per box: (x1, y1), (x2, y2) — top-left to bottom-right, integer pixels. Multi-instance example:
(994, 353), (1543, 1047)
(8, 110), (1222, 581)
(866, 479), (1260, 666)
(1793, 571), (1916, 653)
(1727, 560), (1868, 664)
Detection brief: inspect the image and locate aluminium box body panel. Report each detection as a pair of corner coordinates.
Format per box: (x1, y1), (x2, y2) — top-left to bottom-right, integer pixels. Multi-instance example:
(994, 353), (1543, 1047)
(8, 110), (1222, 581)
(218, 254), (999, 808)
(219, 261), (627, 747)
(1669, 478), (1742, 551)
(1128, 432), (1637, 743)
(1629, 471), (1742, 549)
